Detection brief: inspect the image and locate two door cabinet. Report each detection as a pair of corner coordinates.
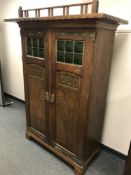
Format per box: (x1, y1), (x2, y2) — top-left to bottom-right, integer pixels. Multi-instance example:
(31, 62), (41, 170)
(5, 1), (127, 174)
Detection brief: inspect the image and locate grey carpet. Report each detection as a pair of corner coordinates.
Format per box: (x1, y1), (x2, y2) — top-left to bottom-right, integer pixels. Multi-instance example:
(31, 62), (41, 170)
(0, 99), (125, 175)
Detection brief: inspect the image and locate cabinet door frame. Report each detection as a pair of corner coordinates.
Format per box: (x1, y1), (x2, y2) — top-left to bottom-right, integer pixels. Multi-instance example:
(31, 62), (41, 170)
(49, 29), (95, 160)
(21, 29), (50, 142)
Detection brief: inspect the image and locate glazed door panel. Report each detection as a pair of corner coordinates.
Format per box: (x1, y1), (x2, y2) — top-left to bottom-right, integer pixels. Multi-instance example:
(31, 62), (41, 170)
(50, 31), (94, 158)
(22, 31), (49, 141)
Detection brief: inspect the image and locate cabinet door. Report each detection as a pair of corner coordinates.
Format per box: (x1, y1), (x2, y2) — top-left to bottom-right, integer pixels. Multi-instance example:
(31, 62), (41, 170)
(50, 31), (94, 159)
(22, 31), (49, 142)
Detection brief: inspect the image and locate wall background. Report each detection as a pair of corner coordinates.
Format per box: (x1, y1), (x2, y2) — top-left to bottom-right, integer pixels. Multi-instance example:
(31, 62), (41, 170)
(0, 0), (131, 155)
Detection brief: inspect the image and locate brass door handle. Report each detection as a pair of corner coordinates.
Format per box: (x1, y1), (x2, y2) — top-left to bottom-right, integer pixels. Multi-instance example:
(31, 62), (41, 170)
(50, 94), (55, 103)
(45, 92), (55, 103)
(45, 91), (49, 102)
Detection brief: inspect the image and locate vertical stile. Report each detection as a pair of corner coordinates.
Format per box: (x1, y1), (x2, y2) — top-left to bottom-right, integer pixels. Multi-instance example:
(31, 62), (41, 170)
(80, 5), (84, 15)
(35, 10), (37, 17)
(48, 8), (51, 16)
(92, 0), (99, 13)
(24, 10), (28, 17)
(63, 7), (66, 16)
(25, 10), (29, 17)
(38, 10), (40, 17)
(66, 6), (69, 15)
(51, 8), (53, 16)
(84, 5), (88, 14)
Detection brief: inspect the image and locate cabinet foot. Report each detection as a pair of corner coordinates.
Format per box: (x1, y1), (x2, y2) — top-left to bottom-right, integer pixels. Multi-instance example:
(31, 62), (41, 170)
(26, 133), (32, 140)
(74, 165), (85, 175)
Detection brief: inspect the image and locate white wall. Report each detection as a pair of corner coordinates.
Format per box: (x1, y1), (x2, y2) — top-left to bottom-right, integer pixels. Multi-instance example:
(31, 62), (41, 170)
(0, 0), (130, 155)
(98, 0), (131, 155)
(0, 0), (24, 99)
(102, 31), (131, 155)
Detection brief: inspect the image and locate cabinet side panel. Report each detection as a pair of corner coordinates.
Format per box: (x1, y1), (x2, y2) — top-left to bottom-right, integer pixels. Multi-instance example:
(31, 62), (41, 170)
(84, 29), (116, 160)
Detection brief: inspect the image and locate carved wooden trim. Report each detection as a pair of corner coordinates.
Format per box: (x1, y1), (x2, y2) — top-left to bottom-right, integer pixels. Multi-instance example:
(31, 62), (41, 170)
(28, 64), (44, 80)
(20, 30), (44, 37)
(57, 71), (80, 90)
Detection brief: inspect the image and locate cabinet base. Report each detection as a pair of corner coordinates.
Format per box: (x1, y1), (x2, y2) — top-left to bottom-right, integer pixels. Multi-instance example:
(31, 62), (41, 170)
(26, 129), (100, 175)
(26, 132), (32, 140)
(74, 165), (85, 175)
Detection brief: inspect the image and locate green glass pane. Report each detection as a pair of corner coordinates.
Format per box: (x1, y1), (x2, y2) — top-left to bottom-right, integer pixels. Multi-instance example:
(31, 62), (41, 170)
(27, 38), (32, 47)
(74, 41), (84, 53)
(74, 53), (83, 65)
(39, 48), (44, 58)
(27, 47), (32, 56)
(33, 47), (38, 57)
(65, 53), (73, 64)
(57, 51), (64, 62)
(32, 38), (38, 47)
(39, 39), (44, 48)
(65, 41), (74, 52)
(57, 40), (65, 51)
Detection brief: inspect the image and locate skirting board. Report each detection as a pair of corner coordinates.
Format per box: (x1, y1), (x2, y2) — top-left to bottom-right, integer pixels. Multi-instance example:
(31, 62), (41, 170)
(4, 93), (25, 104)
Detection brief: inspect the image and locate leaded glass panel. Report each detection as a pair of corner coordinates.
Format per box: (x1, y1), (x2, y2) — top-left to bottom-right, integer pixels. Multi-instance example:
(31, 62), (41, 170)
(65, 41), (74, 52)
(75, 42), (84, 53)
(57, 40), (84, 65)
(27, 38), (32, 47)
(65, 53), (73, 63)
(57, 51), (65, 62)
(57, 40), (65, 51)
(39, 48), (44, 58)
(26, 37), (45, 59)
(74, 54), (83, 65)
(27, 47), (33, 56)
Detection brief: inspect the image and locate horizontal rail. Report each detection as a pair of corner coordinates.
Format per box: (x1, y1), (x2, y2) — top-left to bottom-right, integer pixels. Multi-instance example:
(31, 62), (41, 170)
(23, 2), (93, 11)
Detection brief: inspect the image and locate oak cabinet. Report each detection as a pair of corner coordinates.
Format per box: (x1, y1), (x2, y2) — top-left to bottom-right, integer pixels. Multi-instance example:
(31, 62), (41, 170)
(23, 30), (95, 160)
(5, 1), (127, 174)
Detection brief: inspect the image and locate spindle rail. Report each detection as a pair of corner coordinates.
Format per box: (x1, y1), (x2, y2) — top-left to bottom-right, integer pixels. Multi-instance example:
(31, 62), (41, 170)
(18, 0), (99, 18)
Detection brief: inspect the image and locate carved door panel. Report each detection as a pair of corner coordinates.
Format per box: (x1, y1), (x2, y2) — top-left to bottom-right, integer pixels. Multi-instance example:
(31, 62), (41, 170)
(50, 31), (94, 158)
(22, 31), (49, 142)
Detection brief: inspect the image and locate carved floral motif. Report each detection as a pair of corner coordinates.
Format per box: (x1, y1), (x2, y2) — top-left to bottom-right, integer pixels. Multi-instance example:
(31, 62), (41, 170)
(29, 65), (44, 79)
(57, 72), (80, 89)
